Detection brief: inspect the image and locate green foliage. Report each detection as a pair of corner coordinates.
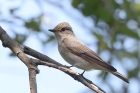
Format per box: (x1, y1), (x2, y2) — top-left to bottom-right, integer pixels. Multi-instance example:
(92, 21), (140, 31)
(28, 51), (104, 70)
(117, 23), (139, 39)
(72, 0), (140, 92)
(25, 19), (40, 31)
(72, 0), (118, 25)
(72, 0), (140, 54)
(43, 35), (55, 44)
(14, 33), (27, 44)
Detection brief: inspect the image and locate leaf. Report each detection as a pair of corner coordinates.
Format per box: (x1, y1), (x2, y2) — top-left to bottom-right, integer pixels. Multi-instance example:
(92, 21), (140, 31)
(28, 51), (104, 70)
(114, 49), (138, 59)
(43, 35), (55, 44)
(25, 19), (40, 31)
(117, 24), (139, 39)
(9, 52), (16, 57)
(72, 0), (82, 8)
(128, 67), (139, 78)
(9, 7), (19, 14)
(14, 34), (27, 44)
(93, 32), (108, 51)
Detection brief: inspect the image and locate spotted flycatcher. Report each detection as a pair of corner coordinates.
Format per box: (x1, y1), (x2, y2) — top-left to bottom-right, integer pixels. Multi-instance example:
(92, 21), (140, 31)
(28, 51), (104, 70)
(48, 22), (129, 83)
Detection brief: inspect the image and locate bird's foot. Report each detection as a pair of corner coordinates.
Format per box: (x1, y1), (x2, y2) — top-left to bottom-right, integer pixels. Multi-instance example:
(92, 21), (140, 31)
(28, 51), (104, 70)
(80, 71), (85, 77)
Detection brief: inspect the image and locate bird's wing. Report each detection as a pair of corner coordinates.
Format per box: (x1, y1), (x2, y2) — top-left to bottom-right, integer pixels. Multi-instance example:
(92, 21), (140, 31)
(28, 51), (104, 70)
(63, 38), (117, 71)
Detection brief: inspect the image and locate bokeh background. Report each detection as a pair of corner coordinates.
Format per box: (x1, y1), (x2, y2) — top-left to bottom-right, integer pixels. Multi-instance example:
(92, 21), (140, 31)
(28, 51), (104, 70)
(0, 0), (140, 93)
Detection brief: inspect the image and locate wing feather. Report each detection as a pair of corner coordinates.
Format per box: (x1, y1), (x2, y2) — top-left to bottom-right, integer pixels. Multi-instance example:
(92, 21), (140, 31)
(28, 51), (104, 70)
(63, 38), (117, 71)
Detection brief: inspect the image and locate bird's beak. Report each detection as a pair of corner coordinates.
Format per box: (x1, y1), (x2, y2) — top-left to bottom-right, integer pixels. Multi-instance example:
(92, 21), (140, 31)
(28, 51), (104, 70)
(48, 29), (56, 32)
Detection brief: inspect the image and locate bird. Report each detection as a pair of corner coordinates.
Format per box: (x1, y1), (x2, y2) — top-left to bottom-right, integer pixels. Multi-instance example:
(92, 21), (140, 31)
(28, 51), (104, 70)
(48, 22), (129, 83)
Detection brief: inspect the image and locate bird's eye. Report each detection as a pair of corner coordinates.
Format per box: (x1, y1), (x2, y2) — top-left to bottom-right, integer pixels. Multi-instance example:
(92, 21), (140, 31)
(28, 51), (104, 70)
(61, 28), (66, 31)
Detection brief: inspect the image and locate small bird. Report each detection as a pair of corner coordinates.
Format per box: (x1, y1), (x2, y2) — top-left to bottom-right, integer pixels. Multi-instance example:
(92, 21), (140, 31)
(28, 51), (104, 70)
(48, 22), (129, 83)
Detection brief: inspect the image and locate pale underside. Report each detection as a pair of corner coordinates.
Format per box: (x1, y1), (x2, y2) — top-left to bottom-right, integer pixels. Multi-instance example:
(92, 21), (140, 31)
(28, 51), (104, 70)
(58, 37), (116, 72)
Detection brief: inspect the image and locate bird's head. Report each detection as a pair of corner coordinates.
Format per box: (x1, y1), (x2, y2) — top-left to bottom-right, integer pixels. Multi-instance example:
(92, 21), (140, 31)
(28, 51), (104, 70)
(48, 22), (75, 39)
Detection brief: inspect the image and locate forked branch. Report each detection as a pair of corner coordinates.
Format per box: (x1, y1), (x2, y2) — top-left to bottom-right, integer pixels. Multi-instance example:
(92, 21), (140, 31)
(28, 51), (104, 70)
(0, 26), (105, 93)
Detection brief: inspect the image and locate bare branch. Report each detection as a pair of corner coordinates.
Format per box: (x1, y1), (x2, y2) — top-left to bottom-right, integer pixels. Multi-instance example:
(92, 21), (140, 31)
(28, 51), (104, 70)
(23, 46), (64, 66)
(29, 59), (38, 93)
(0, 26), (39, 93)
(0, 26), (106, 93)
(30, 59), (106, 93)
(29, 69), (37, 93)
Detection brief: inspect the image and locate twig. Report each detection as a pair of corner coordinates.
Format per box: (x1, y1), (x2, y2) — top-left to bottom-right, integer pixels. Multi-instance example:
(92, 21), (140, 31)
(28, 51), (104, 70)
(30, 59), (106, 93)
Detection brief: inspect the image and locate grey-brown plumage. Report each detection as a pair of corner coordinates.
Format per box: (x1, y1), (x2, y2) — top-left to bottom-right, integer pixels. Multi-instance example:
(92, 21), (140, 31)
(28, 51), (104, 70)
(49, 22), (129, 83)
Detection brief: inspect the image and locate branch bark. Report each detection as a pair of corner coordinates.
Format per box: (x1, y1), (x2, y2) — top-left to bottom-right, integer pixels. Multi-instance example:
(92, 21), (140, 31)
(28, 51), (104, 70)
(31, 59), (106, 93)
(0, 27), (39, 93)
(0, 26), (106, 93)
(29, 60), (38, 93)
(29, 68), (38, 93)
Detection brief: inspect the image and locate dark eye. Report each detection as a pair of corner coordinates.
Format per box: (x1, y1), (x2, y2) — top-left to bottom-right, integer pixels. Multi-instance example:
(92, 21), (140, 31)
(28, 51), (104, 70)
(61, 28), (66, 31)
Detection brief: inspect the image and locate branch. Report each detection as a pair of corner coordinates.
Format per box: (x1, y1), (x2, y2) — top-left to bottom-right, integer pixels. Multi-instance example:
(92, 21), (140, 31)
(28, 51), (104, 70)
(0, 26), (39, 93)
(0, 26), (106, 93)
(30, 59), (106, 93)
(23, 45), (106, 93)
(29, 59), (38, 93)
(23, 46), (64, 66)
(29, 68), (37, 93)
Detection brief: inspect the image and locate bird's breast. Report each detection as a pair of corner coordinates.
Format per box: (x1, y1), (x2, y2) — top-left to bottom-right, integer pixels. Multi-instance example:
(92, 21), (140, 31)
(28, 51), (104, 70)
(58, 42), (76, 65)
(58, 42), (94, 71)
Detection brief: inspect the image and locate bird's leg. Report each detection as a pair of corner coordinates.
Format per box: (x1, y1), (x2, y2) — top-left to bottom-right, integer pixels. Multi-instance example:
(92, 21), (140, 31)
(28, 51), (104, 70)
(80, 70), (85, 77)
(74, 70), (86, 79)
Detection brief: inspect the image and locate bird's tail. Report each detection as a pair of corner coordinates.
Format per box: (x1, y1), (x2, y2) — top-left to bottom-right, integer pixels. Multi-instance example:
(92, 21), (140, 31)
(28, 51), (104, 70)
(111, 71), (129, 83)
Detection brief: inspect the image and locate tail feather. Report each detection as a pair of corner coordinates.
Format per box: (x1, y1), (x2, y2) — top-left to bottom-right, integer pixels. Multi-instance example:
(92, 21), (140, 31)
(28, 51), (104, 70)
(112, 71), (129, 83)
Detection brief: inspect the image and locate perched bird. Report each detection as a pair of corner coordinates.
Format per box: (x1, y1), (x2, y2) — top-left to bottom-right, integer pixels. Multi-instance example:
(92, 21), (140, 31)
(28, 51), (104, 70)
(48, 22), (129, 83)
